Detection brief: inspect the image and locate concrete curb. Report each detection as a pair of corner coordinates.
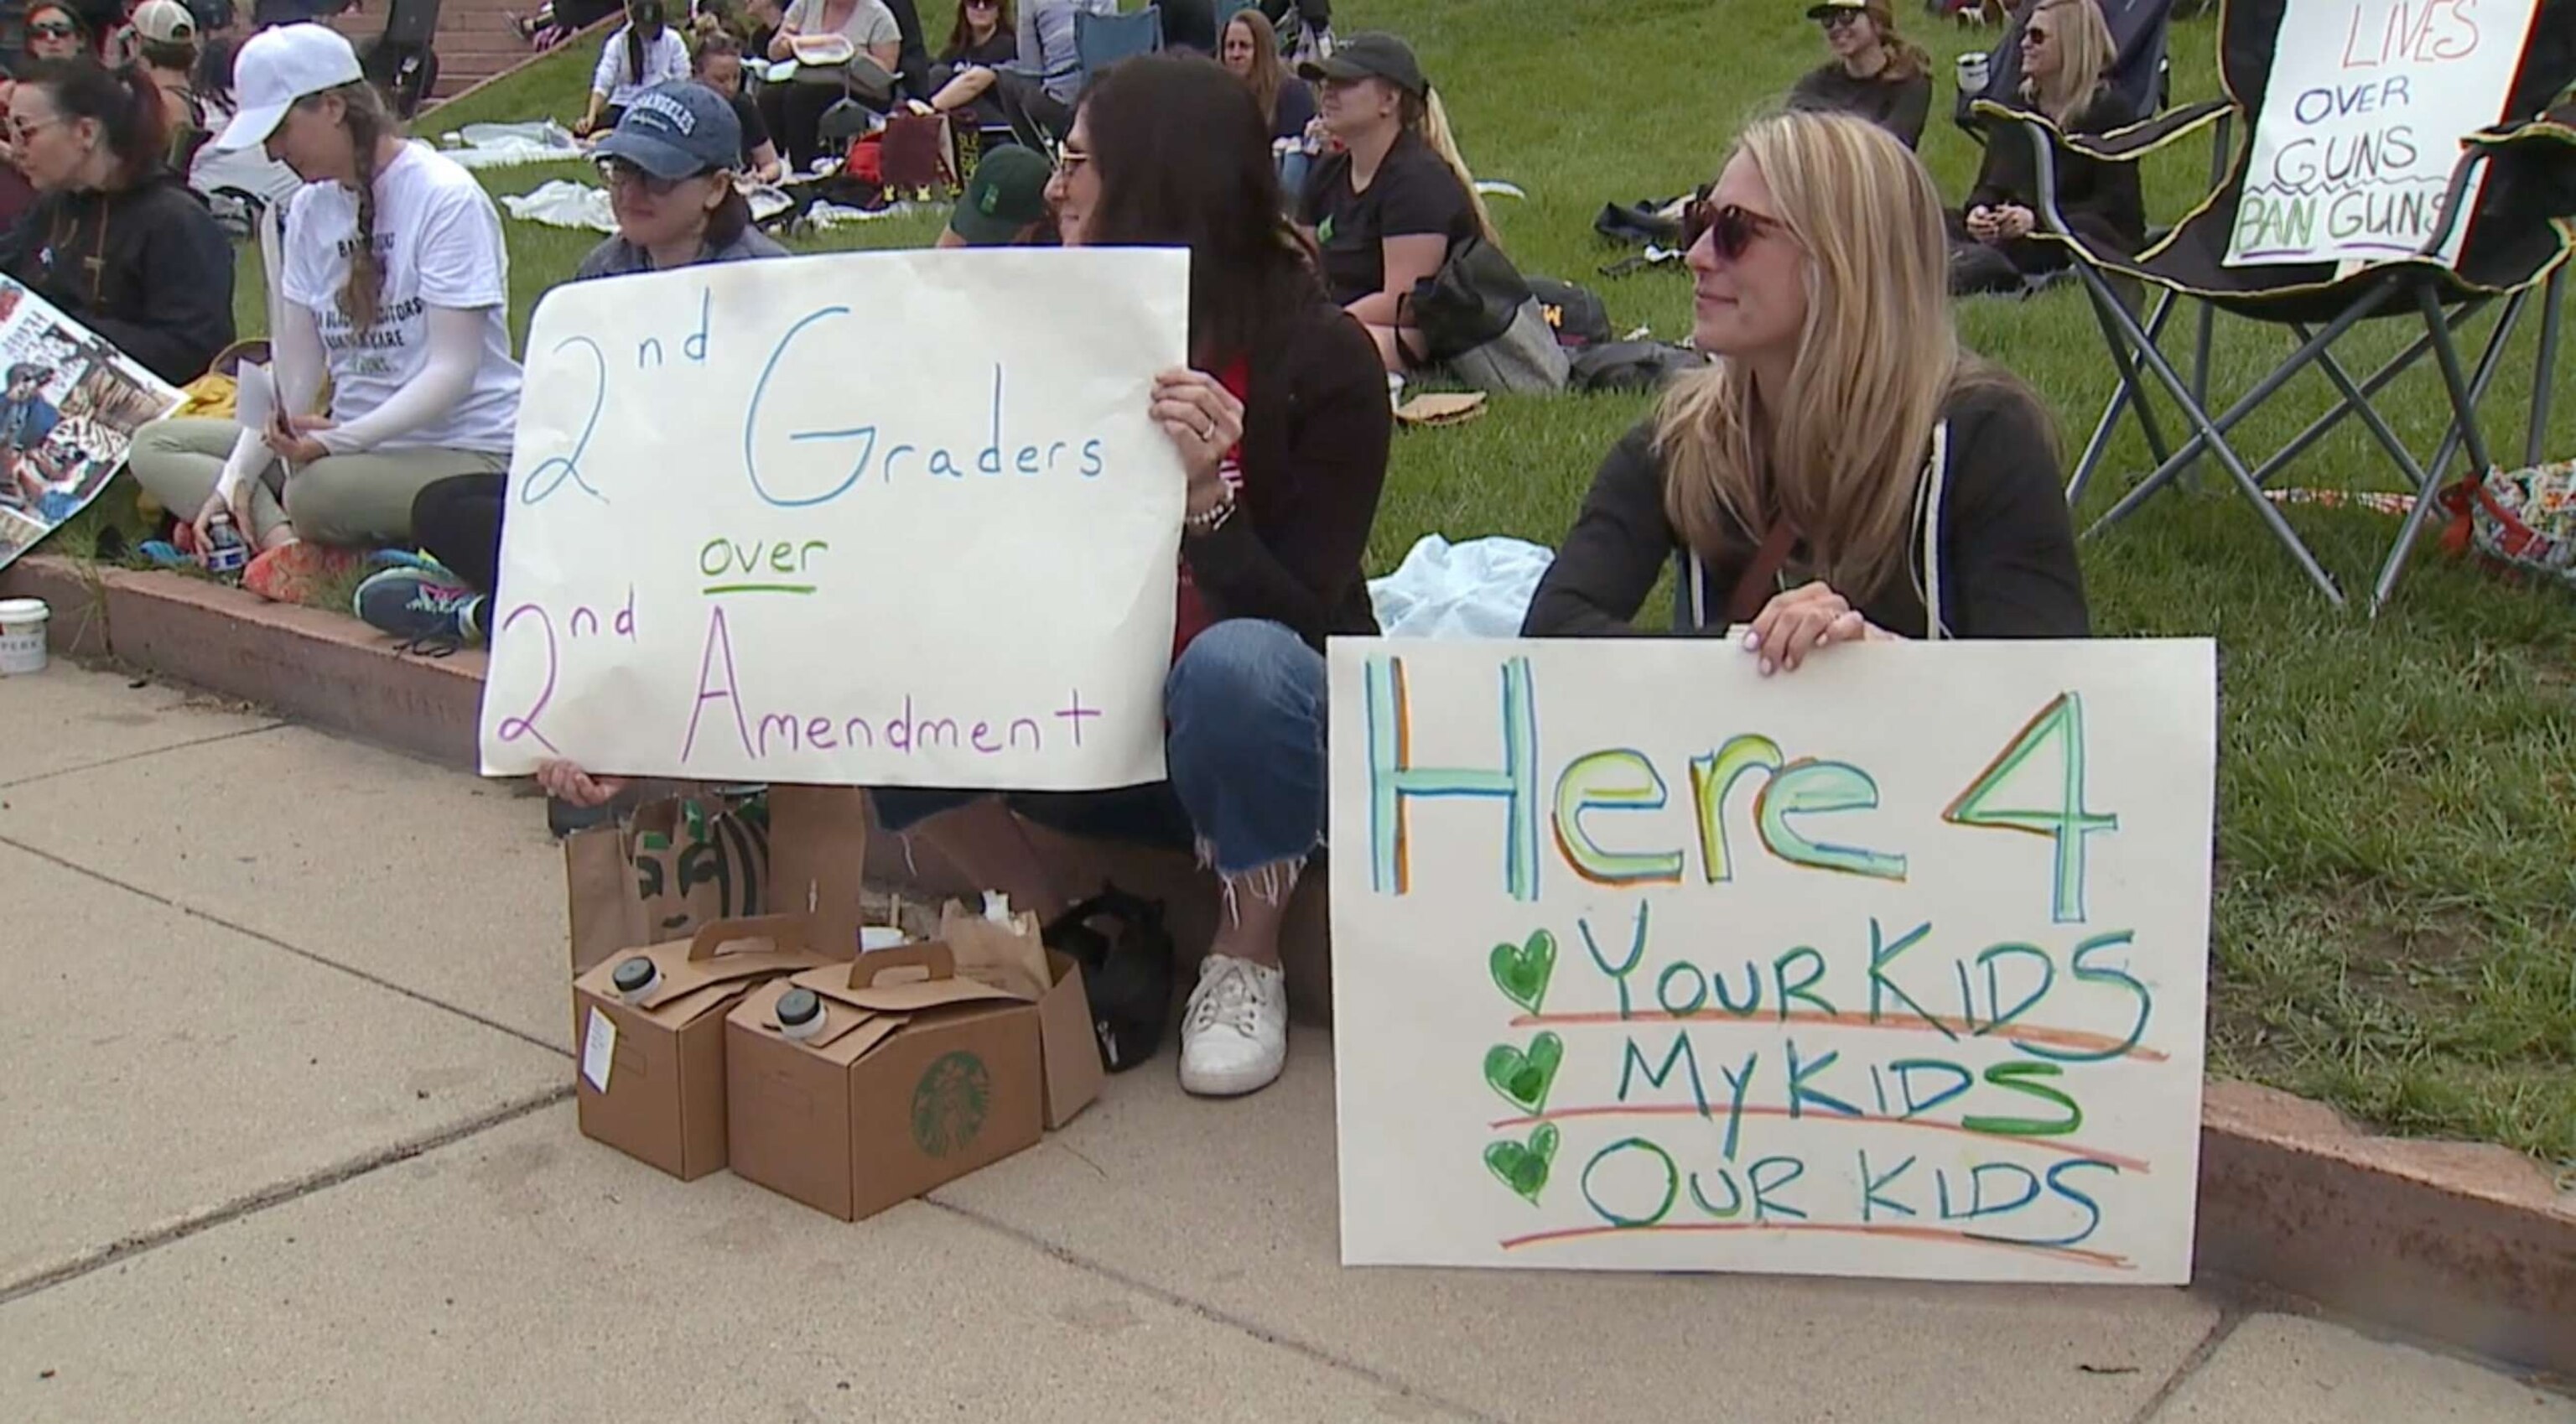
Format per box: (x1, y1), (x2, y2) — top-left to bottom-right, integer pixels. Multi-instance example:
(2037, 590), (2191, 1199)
(8, 553), (2570, 1373)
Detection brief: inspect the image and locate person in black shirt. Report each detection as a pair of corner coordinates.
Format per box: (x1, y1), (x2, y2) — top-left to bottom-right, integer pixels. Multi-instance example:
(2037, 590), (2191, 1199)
(1222, 7), (1313, 143)
(1524, 110), (2085, 654)
(690, 32), (784, 184)
(1789, 0), (1932, 150)
(1955, 0), (2142, 292)
(0, 58), (233, 385)
(1294, 32), (1488, 372)
(923, 0), (1015, 127)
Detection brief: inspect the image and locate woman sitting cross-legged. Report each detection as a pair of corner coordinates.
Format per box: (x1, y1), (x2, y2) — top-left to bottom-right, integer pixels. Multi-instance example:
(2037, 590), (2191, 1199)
(1951, 0), (2142, 295)
(573, 0), (690, 138)
(1524, 108), (2087, 655)
(542, 53), (1394, 1098)
(356, 81), (788, 646)
(125, 24), (523, 605)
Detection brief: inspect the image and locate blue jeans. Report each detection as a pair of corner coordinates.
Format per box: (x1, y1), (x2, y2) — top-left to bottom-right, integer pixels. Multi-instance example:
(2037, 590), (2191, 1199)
(873, 619), (1327, 883)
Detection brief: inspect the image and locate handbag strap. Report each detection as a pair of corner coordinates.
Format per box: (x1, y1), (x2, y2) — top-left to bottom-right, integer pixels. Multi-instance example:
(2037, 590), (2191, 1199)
(1724, 518), (1802, 626)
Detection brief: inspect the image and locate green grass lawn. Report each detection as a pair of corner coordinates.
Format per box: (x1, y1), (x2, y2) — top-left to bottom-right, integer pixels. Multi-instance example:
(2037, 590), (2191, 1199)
(184, 0), (2576, 1160)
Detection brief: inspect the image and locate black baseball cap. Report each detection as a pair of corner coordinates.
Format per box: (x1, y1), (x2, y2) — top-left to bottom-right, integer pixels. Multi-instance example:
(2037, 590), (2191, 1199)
(1298, 33), (1426, 97)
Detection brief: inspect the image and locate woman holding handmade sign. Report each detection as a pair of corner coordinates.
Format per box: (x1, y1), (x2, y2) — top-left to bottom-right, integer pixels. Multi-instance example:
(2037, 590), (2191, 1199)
(0, 56), (236, 385)
(356, 82), (788, 647)
(125, 24), (524, 604)
(543, 55), (1394, 1099)
(1524, 109), (2086, 654)
(1950, 0), (2141, 295)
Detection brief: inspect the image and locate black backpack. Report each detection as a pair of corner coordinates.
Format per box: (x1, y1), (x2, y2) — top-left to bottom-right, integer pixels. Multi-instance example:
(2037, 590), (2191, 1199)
(1042, 885), (1176, 1073)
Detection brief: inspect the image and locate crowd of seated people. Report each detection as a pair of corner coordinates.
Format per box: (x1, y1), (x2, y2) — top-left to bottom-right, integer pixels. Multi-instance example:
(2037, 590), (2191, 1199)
(50, 0), (2136, 1107)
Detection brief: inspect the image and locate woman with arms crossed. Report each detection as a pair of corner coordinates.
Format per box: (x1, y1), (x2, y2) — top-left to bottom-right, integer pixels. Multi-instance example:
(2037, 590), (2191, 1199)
(1524, 109), (2086, 655)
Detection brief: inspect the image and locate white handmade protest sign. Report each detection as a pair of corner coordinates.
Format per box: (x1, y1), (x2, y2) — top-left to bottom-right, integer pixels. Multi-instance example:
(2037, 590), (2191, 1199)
(1328, 638), (2217, 1284)
(479, 249), (1189, 789)
(2227, 0), (2540, 268)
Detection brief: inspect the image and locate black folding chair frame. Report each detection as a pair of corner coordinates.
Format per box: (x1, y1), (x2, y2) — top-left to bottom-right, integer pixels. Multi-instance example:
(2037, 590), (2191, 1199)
(2016, 114), (2569, 612)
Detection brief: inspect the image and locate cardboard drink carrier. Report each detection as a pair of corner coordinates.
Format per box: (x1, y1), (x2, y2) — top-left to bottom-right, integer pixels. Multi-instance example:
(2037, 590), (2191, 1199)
(726, 943), (1048, 1221)
(573, 913), (835, 1181)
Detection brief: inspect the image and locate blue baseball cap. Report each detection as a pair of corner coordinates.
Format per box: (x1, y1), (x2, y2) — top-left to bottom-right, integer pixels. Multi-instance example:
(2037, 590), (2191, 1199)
(594, 81), (740, 179)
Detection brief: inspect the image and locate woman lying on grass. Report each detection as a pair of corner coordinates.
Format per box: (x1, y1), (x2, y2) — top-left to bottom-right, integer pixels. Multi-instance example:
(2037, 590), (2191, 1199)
(1523, 108), (2087, 657)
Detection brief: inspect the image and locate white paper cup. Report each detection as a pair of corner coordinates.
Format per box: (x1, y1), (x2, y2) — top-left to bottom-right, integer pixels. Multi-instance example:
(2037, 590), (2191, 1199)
(0, 597), (49, 676)
(1956, 53), (1992, 96)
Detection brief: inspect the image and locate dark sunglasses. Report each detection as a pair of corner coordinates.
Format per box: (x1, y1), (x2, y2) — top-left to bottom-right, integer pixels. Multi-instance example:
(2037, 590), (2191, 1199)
(597, 156), (702, 195)
(28, 20), (76, 35)
(1820, 10), (1864, 29)
(1682, 201), (1784, 261)
(2021, 26), (2051, 43)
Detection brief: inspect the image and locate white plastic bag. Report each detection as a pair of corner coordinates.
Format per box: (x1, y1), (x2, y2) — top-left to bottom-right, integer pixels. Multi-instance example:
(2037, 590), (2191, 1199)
(1368, 535), (1556, 638)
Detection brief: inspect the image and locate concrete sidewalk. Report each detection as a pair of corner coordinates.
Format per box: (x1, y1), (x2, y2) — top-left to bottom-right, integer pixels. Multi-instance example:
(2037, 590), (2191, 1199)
(1, 662), (2565, 1423)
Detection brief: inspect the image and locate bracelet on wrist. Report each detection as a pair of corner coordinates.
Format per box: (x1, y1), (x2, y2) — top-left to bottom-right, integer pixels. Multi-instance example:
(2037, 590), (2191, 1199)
(1183, 486), (1238, 537)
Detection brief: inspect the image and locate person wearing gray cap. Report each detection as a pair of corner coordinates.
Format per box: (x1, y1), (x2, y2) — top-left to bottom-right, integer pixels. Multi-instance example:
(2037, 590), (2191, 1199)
(356, 81), (789, 649)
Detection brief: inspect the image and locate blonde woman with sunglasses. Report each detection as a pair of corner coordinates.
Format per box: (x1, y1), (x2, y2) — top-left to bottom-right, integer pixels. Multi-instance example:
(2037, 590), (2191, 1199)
(1523, 110), (2087, 663)
(1955, 0), (2142, 292)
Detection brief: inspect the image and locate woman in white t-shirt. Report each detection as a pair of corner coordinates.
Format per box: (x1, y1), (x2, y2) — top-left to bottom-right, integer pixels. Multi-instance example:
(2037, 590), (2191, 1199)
(574, 0), (691, 138)
(756, 0), (901, 170)
(127, 23), (524, 603)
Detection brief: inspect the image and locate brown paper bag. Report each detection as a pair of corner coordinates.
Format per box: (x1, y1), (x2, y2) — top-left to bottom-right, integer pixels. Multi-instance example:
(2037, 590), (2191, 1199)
(767, 786), (871, 958)
(935, 899), (1053, 1001)
(564, 791), (773, 975)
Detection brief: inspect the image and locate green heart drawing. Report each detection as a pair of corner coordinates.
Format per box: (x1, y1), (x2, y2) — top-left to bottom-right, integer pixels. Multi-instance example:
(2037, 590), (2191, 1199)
(1484, 1123), (1560, 1204)
(1483, 1032), (1565, 1115)
(1488, 928), (1556, 1014)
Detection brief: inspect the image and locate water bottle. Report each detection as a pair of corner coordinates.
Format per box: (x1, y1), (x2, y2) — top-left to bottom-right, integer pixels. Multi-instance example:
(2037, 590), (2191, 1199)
(205, 512), (248, 582)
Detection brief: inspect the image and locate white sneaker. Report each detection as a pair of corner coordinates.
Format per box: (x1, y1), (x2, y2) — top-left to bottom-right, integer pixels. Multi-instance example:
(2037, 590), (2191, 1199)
(1179, 954), (1287, 1098)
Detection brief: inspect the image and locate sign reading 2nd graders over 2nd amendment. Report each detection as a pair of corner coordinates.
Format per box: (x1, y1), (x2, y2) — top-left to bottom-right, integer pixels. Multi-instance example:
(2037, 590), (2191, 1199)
(2227, 0), (2540, 268)
(1327, 639), (2218, 1284)
(479, 249), (1189, 789)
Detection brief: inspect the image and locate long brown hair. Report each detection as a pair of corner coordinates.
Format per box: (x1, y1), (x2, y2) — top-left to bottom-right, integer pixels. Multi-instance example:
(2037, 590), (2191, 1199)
(21, 57), (173, 187)
(1653, 111), (2043, 603)
(1857, 0), (1931, 82)
(1225, 8), (1287, 127)
(1078, 54), (1322, 364)
(300, 79), (398, 332)
(944, 0), (1012, 59)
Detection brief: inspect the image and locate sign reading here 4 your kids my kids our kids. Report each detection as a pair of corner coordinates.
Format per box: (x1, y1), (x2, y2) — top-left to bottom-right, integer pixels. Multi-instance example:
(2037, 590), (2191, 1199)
(1327, 638), (2218, 1284)
(479, 249), (1189, 790)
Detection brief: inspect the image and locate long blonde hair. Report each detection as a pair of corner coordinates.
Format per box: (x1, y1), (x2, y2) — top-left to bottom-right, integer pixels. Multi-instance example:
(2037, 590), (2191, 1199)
(2021, 0), (2114, 123)
(1654, 109), (1967, 602)
(1408, 86), (1495, 243)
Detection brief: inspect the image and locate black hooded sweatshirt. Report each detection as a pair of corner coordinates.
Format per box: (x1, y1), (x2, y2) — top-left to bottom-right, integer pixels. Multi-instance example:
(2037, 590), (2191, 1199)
(0, 169), (236, 386)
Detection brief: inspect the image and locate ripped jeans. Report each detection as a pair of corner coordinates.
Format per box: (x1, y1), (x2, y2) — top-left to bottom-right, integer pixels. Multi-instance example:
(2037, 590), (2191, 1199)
(872, 619), (1327, 895)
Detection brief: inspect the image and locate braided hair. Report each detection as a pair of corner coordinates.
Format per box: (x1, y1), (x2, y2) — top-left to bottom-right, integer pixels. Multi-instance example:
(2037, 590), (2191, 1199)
(321, 79), (397, 332)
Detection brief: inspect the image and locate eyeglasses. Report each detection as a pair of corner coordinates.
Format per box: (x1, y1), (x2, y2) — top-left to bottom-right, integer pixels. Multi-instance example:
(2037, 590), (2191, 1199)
(1056, 144), (1089, 175)
(1682, 201), (1785, 262)
(8, 119), (55, 145)
(1820, 10), (1864, 29)
(597, 157), (699, 195)
(2020, 26), (2051, 44)
(27, 20), (75, 36)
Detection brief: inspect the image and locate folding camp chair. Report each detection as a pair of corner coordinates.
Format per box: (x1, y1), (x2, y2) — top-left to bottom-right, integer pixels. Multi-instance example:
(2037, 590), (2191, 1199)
(1981, 0), (2576, 610)
(1075, 3), (1166, 78)
(1955, 0), (2175, 141)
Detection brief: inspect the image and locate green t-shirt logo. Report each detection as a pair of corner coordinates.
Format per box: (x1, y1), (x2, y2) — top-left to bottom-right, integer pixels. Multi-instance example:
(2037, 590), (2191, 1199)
(1317, 216), (1335, 245)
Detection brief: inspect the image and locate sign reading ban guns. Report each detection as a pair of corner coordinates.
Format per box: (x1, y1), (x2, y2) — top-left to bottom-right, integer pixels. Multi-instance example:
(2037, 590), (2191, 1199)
(1326, 638), (2218, 1284)
(478, 249), (1191, 789)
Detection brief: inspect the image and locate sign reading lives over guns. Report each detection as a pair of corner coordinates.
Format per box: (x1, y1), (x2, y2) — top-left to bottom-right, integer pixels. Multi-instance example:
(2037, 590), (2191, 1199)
(2228, 0), (2540, 268)
(1327, 639), (2218, 1284)
(479, 250), (1189, 788)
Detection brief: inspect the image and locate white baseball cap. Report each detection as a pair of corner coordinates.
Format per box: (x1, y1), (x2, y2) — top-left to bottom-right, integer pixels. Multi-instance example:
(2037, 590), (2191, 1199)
(212, 23), (365, 153)
(130, 0), (196, 44)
